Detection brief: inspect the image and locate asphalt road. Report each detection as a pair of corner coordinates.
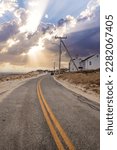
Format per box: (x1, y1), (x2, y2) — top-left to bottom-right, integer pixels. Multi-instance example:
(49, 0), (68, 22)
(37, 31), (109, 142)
(0, 74), (100, 150)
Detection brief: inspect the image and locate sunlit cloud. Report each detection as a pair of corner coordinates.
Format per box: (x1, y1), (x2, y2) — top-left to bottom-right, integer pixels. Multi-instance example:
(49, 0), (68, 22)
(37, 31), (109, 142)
(28, 38), (45, 56)
(0, 0), (17, 16)
(7, 38), (20, 47)
(0, 48), (8, 54)
(0, 0), (100, 72)
(19, 0), (49, 33)
(0, 0), (18, 25)
(78, 0), (100, 21)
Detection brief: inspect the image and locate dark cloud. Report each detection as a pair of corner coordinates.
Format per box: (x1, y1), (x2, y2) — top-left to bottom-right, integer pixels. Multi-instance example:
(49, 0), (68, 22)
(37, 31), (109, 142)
(0, 22), (18, 42)
(65, 27), (100, 56)
(40, 23), (56, 34)
(7, 31), (40, 55)
(0, 0), (100, 70)
(43, 25), (100, 58)
(57, 19), (65, 26)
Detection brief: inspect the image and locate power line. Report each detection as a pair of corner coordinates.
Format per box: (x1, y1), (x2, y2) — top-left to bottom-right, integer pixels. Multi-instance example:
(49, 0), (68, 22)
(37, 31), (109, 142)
(55, 36), (67, 74)
(55, 36), (78, 74)
(61, 40), (78, 72)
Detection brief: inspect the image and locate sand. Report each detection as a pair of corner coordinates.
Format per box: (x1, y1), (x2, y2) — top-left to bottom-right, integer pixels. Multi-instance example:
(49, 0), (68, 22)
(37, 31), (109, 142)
(0, 74), (44, 103)
(54, 71), (100, 103)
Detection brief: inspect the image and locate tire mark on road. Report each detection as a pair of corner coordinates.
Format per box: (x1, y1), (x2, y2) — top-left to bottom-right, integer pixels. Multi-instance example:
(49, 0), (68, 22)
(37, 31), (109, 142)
(75, 95), (100, 111)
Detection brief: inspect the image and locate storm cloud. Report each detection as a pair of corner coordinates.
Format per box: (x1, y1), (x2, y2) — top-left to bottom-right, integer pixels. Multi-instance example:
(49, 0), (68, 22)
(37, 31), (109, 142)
(0, 0), (100, 71)
(66, 27), (100, 56)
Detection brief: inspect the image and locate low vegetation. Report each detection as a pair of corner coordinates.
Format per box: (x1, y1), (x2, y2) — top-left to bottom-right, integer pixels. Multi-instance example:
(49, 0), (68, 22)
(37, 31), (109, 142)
(56, 70), (100, 94)
(0, 71), (40, 82)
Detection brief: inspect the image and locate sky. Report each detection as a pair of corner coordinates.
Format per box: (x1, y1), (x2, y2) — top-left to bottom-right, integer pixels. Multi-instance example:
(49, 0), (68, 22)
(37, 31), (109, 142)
(0, 0), (100, 72)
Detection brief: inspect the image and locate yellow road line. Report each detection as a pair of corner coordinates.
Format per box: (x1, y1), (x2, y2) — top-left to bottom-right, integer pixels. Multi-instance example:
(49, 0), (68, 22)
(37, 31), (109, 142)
(37, 83), (65, 150)
(38, 78), (75, 150)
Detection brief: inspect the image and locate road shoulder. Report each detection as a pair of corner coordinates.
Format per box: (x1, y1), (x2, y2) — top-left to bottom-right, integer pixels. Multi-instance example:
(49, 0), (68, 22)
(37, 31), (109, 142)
(54, 76), (100, 104)
(0, 74), (44, 103)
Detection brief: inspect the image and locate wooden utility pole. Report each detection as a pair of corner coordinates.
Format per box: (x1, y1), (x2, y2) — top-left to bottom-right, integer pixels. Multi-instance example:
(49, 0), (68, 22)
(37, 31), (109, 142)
(53, 62), (55, 75)
(55, 36), (67, 74)
(61, 40), (78, 72)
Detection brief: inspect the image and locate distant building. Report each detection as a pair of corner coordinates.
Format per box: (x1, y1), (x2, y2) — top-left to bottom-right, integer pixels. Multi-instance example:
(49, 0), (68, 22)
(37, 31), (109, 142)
(69, 54), (100, 72)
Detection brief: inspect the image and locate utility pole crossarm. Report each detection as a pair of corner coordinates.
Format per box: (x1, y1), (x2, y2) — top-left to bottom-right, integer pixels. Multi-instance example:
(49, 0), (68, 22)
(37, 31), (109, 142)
(55, 36), (67, 40)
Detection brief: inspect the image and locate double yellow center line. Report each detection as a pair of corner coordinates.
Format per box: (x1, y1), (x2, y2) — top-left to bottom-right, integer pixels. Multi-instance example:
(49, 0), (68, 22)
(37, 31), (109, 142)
(37, 78), (75, 150)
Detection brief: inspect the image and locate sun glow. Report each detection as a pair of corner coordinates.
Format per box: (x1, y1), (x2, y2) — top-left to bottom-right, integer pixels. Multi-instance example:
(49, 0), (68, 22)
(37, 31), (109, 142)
(28, 38), (45, 56)
(0, 48), (8, 53)
(19, 0), (49, 33)
(28, 46), (39, 55)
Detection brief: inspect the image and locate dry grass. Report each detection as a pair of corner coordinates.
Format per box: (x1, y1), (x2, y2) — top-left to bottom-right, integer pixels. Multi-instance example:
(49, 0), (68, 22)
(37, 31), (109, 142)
(56, 70), (100, 94)
(0, 71), (39, 83)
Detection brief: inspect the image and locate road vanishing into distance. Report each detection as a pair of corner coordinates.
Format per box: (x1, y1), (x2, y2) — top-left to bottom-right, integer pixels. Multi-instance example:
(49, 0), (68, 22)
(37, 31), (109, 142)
(0, 74), (100, 150)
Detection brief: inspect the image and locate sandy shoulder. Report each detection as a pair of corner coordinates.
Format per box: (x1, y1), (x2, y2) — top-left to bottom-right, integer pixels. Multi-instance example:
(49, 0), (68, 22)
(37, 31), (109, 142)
(0, 80), (28, 103)
(54, 77), (100, 104)
(0, 74), (44, 103)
